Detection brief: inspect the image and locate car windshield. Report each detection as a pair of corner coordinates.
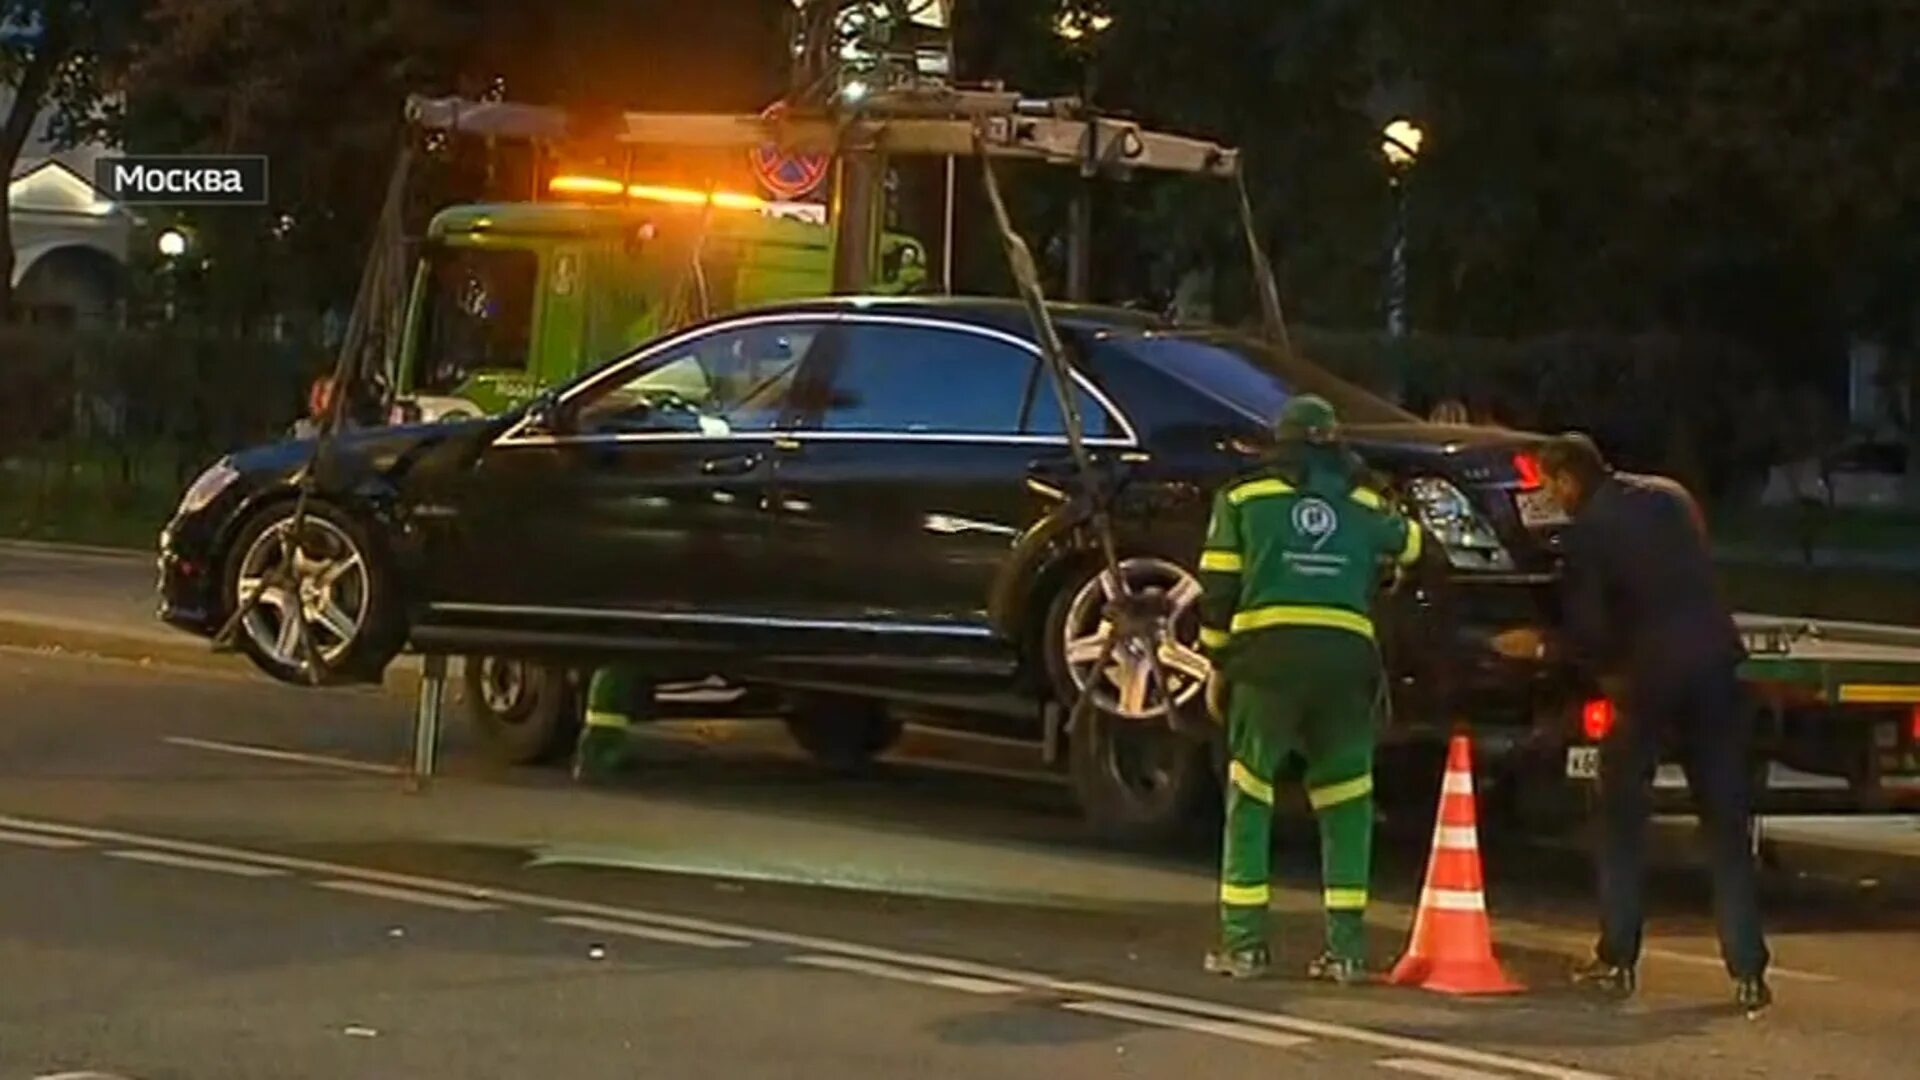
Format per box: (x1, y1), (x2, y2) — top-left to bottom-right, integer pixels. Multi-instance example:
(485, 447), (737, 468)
(1116, 333), (1414, 427)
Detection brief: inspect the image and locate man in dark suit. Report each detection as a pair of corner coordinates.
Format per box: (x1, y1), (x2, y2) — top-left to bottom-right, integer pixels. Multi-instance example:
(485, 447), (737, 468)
(1494, 433), (1772, 1014)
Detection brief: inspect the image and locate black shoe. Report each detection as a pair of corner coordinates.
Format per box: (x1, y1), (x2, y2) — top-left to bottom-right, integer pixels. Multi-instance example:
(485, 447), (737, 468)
(1307, 952), (1374, 987)
(1204, 944), (1271, 980)
(1734, 975), (1773, 1016)
(1570, 956), (1637, 1000)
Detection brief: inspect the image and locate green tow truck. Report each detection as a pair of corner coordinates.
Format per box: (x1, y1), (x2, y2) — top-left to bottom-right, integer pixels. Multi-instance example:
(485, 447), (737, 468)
(388, 197), (927, 424)
(376, 192), (929, 748)
(1552, 616), (1920, 817)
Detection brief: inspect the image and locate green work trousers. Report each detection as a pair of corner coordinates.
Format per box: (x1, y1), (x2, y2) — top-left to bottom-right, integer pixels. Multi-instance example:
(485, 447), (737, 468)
(1217, 629), (1380, 961)
(585, 664), (653, 730)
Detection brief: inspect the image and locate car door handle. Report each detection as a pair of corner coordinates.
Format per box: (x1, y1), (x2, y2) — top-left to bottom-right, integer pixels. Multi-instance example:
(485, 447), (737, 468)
(1027, 456), (1083, 479)
(701, 453), (762, 477)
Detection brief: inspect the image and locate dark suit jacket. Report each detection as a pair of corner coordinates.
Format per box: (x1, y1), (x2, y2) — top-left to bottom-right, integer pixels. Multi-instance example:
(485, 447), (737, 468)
(1554, 473), (1745, 692)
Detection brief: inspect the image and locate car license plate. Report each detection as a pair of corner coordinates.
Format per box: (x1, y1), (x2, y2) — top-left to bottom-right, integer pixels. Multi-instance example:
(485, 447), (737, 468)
(1515, 488), (1569, 528)
(1566, 746), (1600, 780)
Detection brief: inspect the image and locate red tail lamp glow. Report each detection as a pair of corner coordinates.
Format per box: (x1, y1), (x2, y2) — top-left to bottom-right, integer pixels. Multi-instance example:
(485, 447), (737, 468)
(1910, 703), (1920, 743)
(1582, 698), (1615, 742)
(1513, 452), (1544, 491)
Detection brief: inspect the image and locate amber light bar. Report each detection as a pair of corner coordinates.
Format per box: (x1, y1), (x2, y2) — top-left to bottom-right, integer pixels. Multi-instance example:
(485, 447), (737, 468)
(548, 175), (768, 211)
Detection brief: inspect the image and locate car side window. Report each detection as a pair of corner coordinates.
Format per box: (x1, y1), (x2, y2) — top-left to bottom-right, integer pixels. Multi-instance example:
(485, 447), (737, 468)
(816, 324), (1032, 435)
(572, 322), (825, 436)
(1022, 366), (1113, 439)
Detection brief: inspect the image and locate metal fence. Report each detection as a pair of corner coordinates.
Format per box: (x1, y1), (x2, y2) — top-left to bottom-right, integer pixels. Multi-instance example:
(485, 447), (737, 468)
(0, 327), (316, 548)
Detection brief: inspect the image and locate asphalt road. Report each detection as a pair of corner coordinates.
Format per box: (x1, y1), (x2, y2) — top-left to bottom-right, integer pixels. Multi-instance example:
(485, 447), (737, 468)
(4, 649), (1920, 1079)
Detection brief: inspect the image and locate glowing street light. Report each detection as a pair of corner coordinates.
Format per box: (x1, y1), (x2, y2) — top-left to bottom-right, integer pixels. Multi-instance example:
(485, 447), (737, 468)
(1381, 117), (1425, 172)
(1053, 6), (1113, 43)
(156, 227), (189, 259)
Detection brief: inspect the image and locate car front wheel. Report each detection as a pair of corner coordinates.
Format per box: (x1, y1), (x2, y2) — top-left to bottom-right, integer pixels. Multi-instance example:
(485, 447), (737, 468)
(1045, 558), (1218, 847)
(222, 499), (402, 686)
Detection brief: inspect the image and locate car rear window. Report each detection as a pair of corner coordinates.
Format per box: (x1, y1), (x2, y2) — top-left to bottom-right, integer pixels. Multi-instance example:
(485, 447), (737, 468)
(1114, 334), (1413, 427)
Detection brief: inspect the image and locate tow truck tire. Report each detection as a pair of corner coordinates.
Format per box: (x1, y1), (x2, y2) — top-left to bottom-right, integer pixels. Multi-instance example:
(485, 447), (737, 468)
(463, 659), (581, 766)
(784, 696), (902, 774)
(1043, 564), (1216, 849)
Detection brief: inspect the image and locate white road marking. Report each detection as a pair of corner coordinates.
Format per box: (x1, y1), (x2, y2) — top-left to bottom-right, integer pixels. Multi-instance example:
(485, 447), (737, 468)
(315, 879), (500, 912)
(1641, 946), (1836, 984)
(790, 954), (1020, 995)
(0, 827), (87, 849)
(164, 735), (402, 776)
(547, 914), (748, 949)
(106, 849), (288, 878)
(0, 814), (1612, 1080)
(1380, 1058), (1508, 1080)
(1062, 1000), (1312, 1049)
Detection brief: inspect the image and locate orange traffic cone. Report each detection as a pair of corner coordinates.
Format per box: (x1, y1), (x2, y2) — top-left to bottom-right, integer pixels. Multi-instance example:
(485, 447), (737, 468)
(1388, 734), (1524, 994)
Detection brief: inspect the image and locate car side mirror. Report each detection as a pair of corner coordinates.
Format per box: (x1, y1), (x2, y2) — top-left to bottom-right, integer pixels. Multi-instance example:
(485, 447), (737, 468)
(525, 394), (570, 435)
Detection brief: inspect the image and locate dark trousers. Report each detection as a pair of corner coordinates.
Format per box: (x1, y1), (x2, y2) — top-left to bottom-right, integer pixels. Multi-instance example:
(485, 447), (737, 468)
(1596, 662), (1770, 979)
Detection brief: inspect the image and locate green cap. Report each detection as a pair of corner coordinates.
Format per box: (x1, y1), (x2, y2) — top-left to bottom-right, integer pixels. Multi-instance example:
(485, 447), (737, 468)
(1274, 394), (1339, 444)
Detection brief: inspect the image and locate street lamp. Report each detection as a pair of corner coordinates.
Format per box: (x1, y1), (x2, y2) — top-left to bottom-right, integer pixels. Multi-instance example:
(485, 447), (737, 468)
(1054, 3), (1113, 301)
(155, 227), (191, 325)
(1379, 118), (1423, 339)
(1053, 7), (1113, 42)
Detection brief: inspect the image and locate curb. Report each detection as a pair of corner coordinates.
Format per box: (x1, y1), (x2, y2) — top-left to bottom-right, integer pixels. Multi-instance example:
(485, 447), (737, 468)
(0, 615), (425, 700)
(0, 538), (151, 561)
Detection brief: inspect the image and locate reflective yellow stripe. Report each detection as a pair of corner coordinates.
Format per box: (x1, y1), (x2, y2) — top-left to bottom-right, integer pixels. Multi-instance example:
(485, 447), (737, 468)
(1230, 605), (1375, 640)
(1227, 477), (1294, 505)
(1308, 773), (1374, 810)
(1220, 882), (1271, 906)
(584, 710), (631, 730)
(1397, 522), (1423, 565)
(1200, 626), (1231, 650)
(1229, 761), (1273, 805)
(1199, 549), (1243, 573)
(1350, 487), (1385, 510)
(1324, 887), (1369, 910)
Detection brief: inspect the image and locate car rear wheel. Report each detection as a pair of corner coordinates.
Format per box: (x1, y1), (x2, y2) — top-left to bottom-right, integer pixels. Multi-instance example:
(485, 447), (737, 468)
(1045, 558), (1218, 847)
(464, 658), (582, 766)
(784, 695), (902, 774)
(222, 499), (402, 686)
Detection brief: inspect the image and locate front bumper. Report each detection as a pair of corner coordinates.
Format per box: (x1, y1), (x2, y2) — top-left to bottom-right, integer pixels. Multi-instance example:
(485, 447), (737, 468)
(156, 517), (221, 636)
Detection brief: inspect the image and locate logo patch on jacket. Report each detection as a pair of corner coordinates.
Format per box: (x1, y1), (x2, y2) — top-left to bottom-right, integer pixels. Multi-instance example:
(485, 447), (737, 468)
(1292, 497), (1340, 549)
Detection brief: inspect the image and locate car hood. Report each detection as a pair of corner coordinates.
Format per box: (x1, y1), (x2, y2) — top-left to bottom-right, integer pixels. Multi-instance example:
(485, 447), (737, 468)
(229, 417), (504, 483)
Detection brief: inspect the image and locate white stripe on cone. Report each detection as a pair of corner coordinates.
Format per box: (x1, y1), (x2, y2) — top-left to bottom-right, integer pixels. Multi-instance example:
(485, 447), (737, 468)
(1441, 772), (1474, 795)
(1433, 825), (1479, 851)
(1421, 888), (1487, 912)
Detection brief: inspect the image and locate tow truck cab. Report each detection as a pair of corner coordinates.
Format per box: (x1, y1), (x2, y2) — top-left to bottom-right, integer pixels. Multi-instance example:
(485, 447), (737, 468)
(387, 198), (930, 422)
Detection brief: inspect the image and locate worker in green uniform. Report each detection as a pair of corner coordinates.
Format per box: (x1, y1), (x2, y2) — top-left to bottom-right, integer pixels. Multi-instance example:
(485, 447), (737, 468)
(1198, 395), (1423, 983)
(573, 665), (652, 782)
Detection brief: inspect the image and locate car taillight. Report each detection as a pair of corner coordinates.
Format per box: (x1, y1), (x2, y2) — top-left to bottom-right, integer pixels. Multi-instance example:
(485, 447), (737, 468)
(1513, 452), (1543, 491)
(1582, 698), (1615, 742)
(1910, 703), (1920, 743)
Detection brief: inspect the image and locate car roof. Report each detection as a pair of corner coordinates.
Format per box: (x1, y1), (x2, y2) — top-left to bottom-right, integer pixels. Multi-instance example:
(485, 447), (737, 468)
(734, 295), (1176, 339)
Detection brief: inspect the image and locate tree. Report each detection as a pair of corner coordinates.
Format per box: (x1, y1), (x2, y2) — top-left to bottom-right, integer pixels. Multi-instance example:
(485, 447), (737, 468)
(112, 0), (787, 332)
(0, 1), (130, 321)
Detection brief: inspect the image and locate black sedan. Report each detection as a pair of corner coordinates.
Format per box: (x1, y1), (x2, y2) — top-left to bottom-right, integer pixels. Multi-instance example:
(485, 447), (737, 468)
(158, 298), (1578, 841)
